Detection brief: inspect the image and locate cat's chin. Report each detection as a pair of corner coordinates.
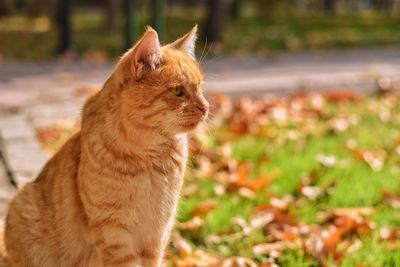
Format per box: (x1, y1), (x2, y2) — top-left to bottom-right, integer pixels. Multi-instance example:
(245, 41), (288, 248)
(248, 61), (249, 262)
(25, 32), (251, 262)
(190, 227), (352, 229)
(177, 121), (203, 132)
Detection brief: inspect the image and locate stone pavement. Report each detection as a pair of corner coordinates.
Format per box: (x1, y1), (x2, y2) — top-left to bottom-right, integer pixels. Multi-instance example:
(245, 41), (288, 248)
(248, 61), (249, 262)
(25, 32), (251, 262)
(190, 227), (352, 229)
(0, 48), (400, 216)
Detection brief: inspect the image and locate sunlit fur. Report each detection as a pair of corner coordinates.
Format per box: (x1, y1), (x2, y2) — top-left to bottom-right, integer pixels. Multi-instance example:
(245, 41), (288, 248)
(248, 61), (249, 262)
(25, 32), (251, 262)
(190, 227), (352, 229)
(4, 27), (208, 267)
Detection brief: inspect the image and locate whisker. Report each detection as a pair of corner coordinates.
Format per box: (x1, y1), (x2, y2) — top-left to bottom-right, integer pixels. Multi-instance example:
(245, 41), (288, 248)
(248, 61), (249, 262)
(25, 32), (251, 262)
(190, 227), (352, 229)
(199, 37), (208, 65)
(200, 42), (214, 68)
(201, 54), (219, 70)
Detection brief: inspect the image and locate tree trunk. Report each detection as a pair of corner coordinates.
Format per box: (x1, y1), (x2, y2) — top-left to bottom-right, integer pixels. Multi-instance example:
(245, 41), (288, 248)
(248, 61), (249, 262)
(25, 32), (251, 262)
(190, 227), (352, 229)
(372, 0), (394, 13)
(56, 0), (72, 54)
(323, 0), (336, 14)
(202, 0), (228, 43)
(151, 0), (166, 41)
(124, 0), (138, 49)
(105, 0), (119, 31)
(230, 0), (241, 20)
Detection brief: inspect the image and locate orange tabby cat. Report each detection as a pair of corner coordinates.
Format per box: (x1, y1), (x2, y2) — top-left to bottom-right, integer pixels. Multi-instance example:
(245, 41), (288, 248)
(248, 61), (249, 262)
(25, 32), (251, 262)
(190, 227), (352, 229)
(4, 26), (208, 267)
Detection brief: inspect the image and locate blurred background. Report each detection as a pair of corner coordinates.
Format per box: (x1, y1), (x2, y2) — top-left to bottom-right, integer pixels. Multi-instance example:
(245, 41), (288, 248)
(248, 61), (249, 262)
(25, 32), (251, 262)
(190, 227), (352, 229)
(0, 0), (400, 60)
(1, 1), (400, 266)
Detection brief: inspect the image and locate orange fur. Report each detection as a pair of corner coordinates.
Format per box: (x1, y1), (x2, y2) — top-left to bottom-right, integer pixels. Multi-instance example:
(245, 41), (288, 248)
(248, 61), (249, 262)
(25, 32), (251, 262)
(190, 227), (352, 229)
(4, 26), (208, 267)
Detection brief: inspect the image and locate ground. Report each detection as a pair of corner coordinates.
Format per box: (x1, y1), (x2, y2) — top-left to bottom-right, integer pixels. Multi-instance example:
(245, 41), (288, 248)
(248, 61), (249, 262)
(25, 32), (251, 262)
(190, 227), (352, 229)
(30, 89), (400, 266)
(0, 51), (400, 266)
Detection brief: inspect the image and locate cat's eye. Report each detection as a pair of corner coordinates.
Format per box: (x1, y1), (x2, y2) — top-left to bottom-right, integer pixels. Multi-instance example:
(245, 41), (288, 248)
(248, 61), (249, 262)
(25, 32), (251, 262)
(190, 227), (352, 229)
(172, 86), (185, 97)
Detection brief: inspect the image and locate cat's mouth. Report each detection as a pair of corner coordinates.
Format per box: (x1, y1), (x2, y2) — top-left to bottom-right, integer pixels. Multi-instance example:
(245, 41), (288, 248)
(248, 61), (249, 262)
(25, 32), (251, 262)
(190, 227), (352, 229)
(178, 119), (204, 130)
(179, 121), (200, 128)
(177, 111), (208, 131)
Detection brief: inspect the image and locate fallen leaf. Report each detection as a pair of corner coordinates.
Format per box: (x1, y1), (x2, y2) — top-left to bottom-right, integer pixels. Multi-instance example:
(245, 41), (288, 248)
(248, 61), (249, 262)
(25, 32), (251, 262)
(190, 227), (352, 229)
(172, 233), (193, 257)
(238, 187), (256, 199)
(301, 186), (323, 200)
(247, 169), (281, 191)
(382, 190), (400, 209)
(324, 89), (359, 102)
(182, 184), (198, 197)
(74, 86), (100, 96)
(253, 241), (296, 255)
(332, 207), (375, 218)
(222, 257), (257, 267)
(191, 200), (218, 217)
(270, 195), (294, 210)
(179, 216), (204, 232)
(236, 163), (251, 185)
(334, 216), (357, 236)
(384, 240), (400, 250)
(317, 154), (337, 167)
(36, 127), (62, 145)
(354, 150), (384, 171)
(254, 205), (295, 227)
(322, 227), (342, 255)
(250, 209), (275, 229)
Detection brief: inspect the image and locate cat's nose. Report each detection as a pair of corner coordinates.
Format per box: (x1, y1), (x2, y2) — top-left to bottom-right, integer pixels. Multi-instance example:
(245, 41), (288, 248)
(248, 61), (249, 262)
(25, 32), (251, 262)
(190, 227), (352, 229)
(197, 102), (209, 115)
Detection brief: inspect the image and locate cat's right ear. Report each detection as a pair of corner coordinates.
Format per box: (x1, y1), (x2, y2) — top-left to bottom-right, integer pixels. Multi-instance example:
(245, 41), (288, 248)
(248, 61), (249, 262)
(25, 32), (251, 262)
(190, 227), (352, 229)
(130, 27), (162, 80)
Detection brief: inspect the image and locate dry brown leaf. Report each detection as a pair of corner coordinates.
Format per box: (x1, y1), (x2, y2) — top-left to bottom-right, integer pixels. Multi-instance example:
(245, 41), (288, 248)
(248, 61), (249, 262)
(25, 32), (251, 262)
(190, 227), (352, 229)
(172, 233), (193, 257)
(324, 89), (360, 102)
(178, 216), (204, 232)
(247, 169), (281, 192)
(382, 190), (400, 209)
(36, 127), (62, 145)
(270, 195), (294, 210)
(354, 150), (384, 171)
(253, 241), (297, 255)
(250, 209), (274, 229)
(233, 167), (280, 192)
(236, 163), (251, 185)
(182, 184), (198, 197)
(301, 186), (323, 200)
(384, 240), (400, 250)
(270, 227), (298, 242)
(74, 86), (100, 96)
(238, 187), (256, 199)
(317, 154), (337, 167)
(222, 257), (258, 267)
(254, 205), (295, 227)
(322, 227), (342, 255)
(191, 200), (218, 217)
(332, 207), (375, 218)
(334, 217), (357, 236)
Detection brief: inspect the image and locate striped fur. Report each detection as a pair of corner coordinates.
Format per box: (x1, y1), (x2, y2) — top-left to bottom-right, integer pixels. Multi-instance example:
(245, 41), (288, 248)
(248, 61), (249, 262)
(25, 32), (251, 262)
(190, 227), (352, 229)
(4, 26), (207, 267)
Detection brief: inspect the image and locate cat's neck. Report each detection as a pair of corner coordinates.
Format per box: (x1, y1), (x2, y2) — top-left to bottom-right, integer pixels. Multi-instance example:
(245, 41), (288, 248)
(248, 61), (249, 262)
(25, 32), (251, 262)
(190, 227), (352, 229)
(82, 113), (185, 159)
(108, 113), (181, 155)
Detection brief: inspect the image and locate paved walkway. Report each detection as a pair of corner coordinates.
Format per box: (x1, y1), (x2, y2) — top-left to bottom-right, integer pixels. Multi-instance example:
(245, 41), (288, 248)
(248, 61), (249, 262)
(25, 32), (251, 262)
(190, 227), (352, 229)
(0, 48), (400, 216)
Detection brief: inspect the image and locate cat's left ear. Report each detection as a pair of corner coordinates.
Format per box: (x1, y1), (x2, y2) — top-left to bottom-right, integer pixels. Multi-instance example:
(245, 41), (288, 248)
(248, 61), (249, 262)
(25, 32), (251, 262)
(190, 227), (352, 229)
(130, 26), (162, 80)
(167, 25), (198, 59)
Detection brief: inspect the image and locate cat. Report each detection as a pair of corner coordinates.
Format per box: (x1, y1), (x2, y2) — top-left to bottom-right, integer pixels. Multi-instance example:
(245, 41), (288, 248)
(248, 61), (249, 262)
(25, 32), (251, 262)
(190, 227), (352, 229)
(4, 25), (209, 267)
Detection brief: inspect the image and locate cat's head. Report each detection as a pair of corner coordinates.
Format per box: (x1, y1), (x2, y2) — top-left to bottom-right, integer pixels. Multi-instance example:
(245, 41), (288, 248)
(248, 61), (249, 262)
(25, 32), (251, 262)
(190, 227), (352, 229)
(113, 26), (208, 136)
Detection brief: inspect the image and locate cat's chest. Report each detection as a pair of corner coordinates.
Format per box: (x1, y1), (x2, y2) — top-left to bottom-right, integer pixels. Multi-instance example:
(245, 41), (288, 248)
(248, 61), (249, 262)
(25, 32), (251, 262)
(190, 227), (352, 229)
(124, 139), (187, 233)
(143, 147), (187, 196)
(130, 135), (188, 200)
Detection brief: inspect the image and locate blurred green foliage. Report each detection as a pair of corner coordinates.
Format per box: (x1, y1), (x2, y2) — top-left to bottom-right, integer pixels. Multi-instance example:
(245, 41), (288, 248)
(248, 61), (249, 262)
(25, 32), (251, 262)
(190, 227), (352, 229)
(0, 5), (400, 59)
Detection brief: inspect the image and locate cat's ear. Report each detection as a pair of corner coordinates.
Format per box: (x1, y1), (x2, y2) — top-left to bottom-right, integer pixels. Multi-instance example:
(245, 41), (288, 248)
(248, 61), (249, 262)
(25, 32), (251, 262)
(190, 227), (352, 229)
(168, 25), (198, 59)
(130, 26), (162, 80)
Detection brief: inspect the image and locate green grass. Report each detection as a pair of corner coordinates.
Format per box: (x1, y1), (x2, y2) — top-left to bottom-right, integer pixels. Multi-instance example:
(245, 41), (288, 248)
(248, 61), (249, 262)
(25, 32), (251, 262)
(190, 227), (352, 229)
(223, 13), (400, 53)
(1, 10), (400, 59)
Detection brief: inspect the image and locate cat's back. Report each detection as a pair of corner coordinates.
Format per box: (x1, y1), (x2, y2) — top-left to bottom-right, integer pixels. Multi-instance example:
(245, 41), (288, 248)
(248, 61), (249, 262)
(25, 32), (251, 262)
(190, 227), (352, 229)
(7, 132), (81, 214)
(5, 133), (97, 267)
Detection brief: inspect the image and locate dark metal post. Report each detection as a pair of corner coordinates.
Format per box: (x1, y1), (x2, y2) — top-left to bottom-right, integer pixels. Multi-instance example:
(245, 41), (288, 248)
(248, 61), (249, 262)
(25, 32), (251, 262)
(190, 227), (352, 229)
(202, 0), (227, 43)
(124, 0), (138, 49)
(56, 0), (72, 54)
(151, 0), (165, 40)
